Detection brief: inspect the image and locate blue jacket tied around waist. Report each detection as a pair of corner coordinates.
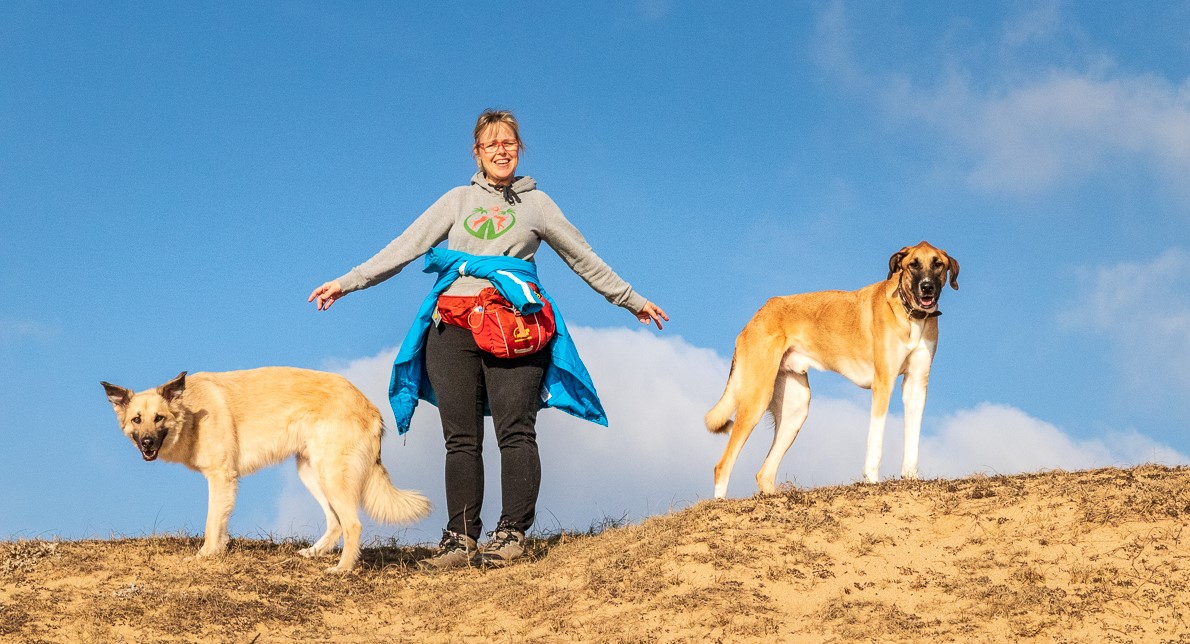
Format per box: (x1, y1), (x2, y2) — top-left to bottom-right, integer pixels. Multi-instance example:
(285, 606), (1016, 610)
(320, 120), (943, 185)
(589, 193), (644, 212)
(388, 248), (608, 434)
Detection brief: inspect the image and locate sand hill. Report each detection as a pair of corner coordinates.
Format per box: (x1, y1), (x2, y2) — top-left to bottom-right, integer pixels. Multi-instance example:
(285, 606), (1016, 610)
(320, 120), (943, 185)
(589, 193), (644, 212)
(3, 465), (1188, 642)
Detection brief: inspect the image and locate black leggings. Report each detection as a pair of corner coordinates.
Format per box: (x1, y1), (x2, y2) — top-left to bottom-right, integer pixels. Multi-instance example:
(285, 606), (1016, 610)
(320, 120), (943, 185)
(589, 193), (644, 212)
(424, 322), (549, 540)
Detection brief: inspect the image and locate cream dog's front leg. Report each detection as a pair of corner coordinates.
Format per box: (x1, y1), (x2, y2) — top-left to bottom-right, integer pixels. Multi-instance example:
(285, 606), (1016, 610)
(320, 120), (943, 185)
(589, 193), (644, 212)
(198, 471), (238, 557)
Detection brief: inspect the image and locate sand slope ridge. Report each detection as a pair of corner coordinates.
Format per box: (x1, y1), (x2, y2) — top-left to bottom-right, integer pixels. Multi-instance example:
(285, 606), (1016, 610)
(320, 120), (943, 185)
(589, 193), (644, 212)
(3, 465), (1188, 642)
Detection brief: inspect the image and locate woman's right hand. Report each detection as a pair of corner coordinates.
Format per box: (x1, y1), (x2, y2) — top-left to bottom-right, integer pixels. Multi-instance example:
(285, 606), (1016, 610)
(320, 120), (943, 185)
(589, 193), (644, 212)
(308, 280), (345, 311)
(635, 301), (669, 330)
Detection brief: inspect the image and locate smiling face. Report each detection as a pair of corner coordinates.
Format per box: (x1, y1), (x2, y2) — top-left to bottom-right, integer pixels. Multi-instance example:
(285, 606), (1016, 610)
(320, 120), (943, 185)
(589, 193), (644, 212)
(474, 122), (520, 185)
(887, 241), (960, 312)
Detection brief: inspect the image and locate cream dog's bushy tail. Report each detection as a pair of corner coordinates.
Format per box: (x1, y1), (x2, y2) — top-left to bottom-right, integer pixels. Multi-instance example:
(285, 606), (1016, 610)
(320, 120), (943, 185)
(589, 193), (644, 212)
(363, 462), (431, 524)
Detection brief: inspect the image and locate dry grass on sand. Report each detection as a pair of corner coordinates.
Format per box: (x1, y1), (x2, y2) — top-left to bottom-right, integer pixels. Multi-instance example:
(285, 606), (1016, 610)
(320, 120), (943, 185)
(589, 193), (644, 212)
(3, 465), (1190, 642)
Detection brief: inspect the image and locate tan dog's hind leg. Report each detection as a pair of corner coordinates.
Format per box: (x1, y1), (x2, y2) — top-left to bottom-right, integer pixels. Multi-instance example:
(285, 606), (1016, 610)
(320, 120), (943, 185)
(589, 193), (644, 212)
(713, 405), (766, 499)
(756, 370), (810, 494)
(199, 472), (238, 557)
(712, 339), (784, 498)
(296, 456), (342, 558)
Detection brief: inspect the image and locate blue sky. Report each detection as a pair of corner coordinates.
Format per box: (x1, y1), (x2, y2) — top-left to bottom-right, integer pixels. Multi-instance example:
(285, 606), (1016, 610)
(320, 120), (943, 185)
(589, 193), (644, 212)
(4, 1), (1190, 545)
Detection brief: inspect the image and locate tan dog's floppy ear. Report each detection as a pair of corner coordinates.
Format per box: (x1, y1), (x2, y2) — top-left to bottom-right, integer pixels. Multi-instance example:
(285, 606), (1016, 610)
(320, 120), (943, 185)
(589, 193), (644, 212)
(946, 253), (960, 289)
(101, 382), (133, 409)
(158, 371), (188, 403)
(887, 247), (911, 279)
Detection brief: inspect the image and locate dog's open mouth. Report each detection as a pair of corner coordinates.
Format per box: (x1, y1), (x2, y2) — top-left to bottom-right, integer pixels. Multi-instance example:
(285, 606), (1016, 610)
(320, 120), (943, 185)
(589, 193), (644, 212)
(137, 431), (166, 461)
(916, 295), (937, 309)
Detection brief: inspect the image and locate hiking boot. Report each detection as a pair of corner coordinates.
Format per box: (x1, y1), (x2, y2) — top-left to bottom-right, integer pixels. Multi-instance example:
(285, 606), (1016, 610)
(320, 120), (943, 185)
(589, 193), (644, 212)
(480, 522), (526, 567)
(417, 530), (478, 571)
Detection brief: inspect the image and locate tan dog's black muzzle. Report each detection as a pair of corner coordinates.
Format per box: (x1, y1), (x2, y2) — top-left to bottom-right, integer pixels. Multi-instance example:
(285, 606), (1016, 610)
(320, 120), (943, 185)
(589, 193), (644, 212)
(916, 278), (940, 308)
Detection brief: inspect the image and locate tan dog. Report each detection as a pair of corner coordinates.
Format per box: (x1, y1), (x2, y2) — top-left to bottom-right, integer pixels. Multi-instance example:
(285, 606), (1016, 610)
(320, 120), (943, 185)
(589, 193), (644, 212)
(100, 367), (431, 572)
(705, 241), (959, 497)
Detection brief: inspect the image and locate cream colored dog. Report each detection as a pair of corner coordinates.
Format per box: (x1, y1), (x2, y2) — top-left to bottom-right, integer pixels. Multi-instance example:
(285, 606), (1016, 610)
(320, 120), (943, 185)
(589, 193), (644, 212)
(706, 241), (959, 497)
(100, 367), (430, 572)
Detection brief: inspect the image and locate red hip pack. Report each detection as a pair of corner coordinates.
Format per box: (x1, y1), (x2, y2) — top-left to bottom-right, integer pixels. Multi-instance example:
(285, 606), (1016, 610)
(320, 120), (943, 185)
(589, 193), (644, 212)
(438, 287), (556, 359)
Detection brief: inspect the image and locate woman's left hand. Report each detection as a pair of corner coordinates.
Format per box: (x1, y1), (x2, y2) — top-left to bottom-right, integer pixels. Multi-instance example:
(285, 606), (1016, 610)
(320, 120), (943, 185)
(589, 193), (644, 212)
(635, 301), (669, 330)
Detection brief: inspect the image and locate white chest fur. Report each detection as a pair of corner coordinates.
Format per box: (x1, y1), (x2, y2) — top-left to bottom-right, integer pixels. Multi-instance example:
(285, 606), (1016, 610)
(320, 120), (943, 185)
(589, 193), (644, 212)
(906, 317), (926, 349)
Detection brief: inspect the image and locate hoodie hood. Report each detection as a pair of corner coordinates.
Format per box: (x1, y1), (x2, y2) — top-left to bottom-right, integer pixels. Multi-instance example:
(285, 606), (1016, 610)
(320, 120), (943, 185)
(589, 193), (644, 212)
(471, 172), (537, 205)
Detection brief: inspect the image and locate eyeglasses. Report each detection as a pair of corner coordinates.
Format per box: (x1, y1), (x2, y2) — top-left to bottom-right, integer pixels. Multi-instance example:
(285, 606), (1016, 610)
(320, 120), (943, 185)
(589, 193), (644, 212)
(478, 139), (519, 154)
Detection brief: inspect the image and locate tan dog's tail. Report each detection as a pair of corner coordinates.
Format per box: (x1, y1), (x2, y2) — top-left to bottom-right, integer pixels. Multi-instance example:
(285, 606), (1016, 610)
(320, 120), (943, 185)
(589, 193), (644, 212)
(363, 461), (432, 524)
(705, 358), (738, 434)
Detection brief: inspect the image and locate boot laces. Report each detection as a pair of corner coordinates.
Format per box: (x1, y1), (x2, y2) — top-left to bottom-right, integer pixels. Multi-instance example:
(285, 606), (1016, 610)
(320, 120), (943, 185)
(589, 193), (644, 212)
(486, 522), (522, 548)
(438, 529), (469, 553)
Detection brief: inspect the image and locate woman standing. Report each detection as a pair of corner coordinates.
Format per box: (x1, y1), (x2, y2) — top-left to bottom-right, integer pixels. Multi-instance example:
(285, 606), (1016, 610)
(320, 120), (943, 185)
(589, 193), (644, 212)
(309, 109), (668, 569)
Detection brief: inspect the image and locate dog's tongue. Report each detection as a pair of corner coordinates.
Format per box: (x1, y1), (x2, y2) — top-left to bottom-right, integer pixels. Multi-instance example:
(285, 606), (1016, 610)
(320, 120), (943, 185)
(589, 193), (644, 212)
(920, 297), (935, 308)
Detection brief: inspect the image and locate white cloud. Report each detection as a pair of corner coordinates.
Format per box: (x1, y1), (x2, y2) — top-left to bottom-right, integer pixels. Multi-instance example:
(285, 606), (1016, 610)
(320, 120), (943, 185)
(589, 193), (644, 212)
(637, 0), (673, 22)
(951, 73), (1190, 193)
(924, 402), (1186, 478)
(1000, 1), (1062, 50)
(1061, 248), (1190, 396)
(811, 0), (867, 91)
(270, 326), (1186, 544)
(0, 318), (55, 343)
(813, 2), (1190, 196)
(1063, 248), (1190, 331)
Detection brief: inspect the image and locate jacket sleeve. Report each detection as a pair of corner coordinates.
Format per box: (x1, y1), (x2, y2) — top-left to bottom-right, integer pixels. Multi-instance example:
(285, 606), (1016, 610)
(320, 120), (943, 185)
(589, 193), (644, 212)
(536, 191), (648, 313)
(335, 189), (459, 293)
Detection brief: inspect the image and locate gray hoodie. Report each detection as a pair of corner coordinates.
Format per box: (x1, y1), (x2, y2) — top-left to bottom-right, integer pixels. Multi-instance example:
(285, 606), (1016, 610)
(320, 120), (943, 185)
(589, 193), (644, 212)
(335, 172), (647, 313)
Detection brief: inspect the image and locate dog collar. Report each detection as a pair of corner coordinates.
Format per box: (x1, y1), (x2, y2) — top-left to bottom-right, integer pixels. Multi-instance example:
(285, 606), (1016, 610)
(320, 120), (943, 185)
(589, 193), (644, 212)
(898, 286), (941, 319)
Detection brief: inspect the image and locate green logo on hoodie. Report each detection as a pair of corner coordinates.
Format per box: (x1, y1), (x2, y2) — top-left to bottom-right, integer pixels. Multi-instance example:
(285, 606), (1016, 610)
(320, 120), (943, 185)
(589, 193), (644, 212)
(465, 206), (517, 239)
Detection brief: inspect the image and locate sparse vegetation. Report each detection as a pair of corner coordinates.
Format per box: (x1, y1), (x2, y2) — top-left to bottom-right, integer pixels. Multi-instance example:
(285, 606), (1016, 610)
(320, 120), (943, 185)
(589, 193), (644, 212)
(3, 465), (1189, 642)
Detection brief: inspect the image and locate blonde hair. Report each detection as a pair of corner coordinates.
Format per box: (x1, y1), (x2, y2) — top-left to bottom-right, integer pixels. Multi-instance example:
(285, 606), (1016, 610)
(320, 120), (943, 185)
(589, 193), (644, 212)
(472, 109), (523, 171)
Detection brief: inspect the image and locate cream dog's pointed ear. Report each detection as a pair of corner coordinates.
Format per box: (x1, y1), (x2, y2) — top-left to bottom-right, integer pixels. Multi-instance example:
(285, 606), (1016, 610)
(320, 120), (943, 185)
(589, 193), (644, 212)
(887, 247), (911, 279)
(158, 371), (188, 403)
(946, 253), (960, 290)
(101, 381), (133, 409)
